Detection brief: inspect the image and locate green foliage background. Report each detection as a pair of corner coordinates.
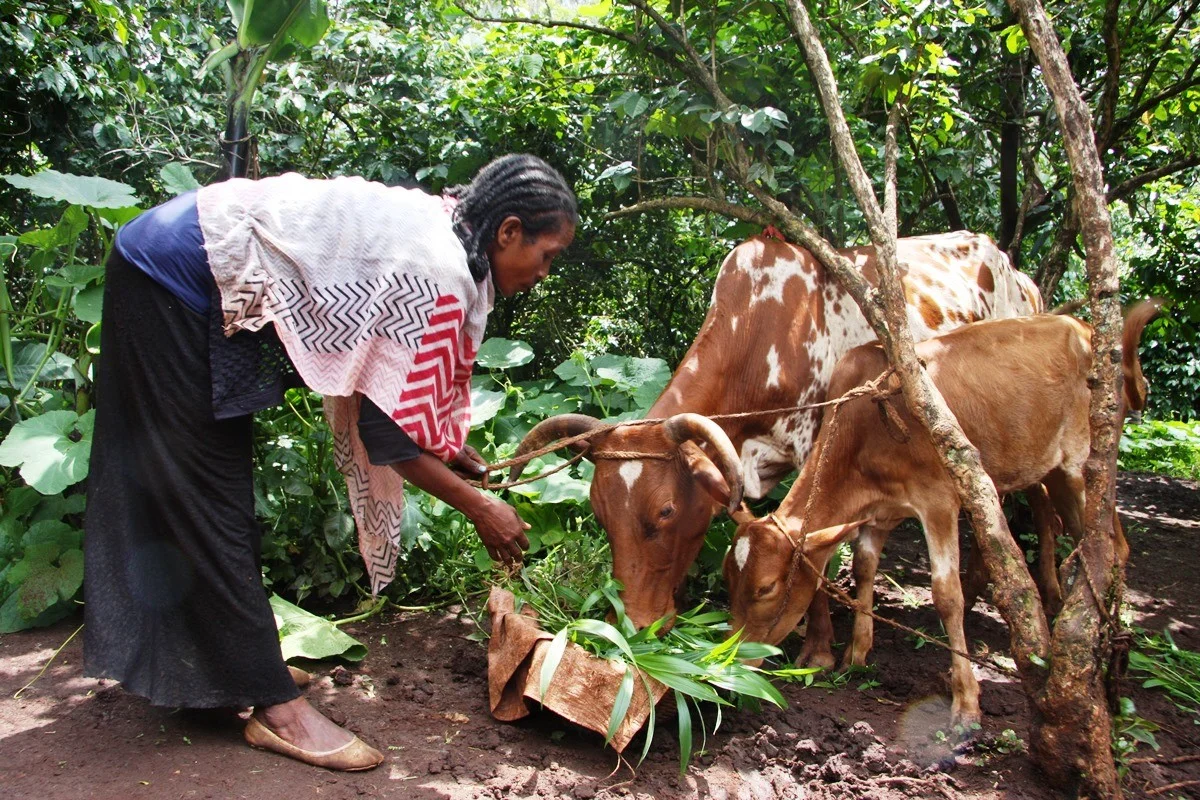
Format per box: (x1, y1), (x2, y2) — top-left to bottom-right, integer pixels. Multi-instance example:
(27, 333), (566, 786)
(0, 0), (1197, 626)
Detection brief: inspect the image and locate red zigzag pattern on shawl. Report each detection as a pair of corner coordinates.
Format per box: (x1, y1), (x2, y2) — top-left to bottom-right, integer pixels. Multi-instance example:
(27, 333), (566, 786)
(392, 295), (471, 455)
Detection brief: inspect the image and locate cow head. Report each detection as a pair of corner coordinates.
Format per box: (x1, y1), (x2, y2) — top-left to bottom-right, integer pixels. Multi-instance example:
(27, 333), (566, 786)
(512, 412), (743, 628)
(723, 515), (864, 649)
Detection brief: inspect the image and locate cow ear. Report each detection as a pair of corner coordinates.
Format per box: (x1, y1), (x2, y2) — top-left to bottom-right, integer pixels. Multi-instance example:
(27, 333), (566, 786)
(730, 503), (756, 525)
(802, 520), (868, 555)
(679, 441), (732, 507)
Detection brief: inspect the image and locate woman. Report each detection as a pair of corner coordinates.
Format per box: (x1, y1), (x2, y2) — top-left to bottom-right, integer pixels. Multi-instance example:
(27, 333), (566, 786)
(83, 154), (578, 770)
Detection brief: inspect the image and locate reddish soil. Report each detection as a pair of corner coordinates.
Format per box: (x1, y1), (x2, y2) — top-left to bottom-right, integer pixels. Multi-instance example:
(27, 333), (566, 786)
(2, 472), (1197, 800)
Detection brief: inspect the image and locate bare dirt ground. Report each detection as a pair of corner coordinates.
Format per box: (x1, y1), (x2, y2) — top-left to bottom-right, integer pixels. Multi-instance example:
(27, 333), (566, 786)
(2, 472), (1197, 800)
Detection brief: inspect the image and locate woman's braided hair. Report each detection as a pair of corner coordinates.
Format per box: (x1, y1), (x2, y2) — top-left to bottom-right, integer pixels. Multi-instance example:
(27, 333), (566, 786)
(445, 154), (578, 282)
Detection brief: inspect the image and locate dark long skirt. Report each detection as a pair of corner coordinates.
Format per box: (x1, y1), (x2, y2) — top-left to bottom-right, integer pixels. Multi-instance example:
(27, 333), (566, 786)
(83, 251), (299, 709)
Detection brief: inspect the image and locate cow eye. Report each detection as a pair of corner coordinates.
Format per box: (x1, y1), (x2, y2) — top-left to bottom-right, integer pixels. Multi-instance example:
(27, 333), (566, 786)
(658, 504), (674, 520)
(755, 582), (777, 598)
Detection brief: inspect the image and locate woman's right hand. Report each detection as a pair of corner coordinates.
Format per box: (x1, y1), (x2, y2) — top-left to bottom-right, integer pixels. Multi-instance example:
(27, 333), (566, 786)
(469, 494), (530, 565)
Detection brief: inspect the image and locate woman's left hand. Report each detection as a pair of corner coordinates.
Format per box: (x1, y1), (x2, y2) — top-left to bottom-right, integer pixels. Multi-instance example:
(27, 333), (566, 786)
(450, 445), (488, 476)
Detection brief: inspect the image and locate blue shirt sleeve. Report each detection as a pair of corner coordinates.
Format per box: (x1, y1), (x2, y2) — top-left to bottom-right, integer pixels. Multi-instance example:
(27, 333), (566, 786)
(114, 190), (212, 315)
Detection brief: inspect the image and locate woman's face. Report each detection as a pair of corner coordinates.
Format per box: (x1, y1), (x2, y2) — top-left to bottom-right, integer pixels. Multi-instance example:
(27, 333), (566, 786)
(488, 215), (576, 297)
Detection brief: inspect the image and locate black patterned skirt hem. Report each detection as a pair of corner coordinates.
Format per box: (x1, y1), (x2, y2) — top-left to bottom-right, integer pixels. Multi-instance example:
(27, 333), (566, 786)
(82, 250), (300, 709)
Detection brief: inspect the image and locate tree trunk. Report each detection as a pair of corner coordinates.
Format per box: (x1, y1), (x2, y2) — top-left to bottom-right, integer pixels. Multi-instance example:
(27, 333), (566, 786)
(997, 44), (1025, 264)
(1007, 0), (1125, 796)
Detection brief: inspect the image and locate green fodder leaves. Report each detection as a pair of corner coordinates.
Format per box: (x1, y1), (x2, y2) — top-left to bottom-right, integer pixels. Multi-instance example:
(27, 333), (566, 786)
(1128, 629), (1200, 717)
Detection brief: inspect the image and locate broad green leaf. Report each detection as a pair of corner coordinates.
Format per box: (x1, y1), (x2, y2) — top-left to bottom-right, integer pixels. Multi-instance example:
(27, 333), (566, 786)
(23, 520), (81, 551)
(159, 163), (201, 195)
(399, 494), (434, 550)
(270, 594), (367, 662)
(470, 387), (507, 427)
(73, 285), (104, 324)
(0, 409), (95, 495)
(3, 169), (138, 209)
(591, 355), (670, 406)
(517, 392), (578, 417)
(238, 0), (329, 48)
(50, 264), (106, 289)
(2, 341), (75, 389)
(54, 548), (84, 600)
(94, 206), (142, 227)
(283, 0), (331, 47)
(552, 355), (592, 387)
(475, 338), (535, 369)
(524, 466), (591, 505)
(0, 585), (72, 632)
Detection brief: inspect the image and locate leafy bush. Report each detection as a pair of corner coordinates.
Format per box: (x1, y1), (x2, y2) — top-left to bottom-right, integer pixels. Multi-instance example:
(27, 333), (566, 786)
(1118, 419), (1200, 480)
(0, 169), (137, 631)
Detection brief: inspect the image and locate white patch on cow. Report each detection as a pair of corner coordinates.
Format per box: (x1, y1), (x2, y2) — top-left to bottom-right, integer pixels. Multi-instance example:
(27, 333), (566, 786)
(682, 353), (700, 374)
(743, 250), (817, 307)
(740, 438), (791, 499)
(731, 316), (739, 333)
(619, 461), (643, 492)
(765, 346), (781, 389)
(733, 537), (750, 571)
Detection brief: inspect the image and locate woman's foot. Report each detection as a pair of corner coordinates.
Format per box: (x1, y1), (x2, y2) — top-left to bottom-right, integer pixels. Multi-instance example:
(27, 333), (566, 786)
(258, 697), (354, 753)
(247, 697), (383, 771)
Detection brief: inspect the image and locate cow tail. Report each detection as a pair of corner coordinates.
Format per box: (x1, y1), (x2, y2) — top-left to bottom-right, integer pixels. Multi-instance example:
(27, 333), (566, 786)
(1120, 298), (1165, 413)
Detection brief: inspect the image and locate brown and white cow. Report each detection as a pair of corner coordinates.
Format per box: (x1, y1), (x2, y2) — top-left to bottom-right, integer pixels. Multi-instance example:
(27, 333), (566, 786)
(514, 232), (1042, 628)
(723, 303), (1160, 727)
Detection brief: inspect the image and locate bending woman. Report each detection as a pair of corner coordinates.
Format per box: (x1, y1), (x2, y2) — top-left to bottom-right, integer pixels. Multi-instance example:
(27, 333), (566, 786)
(84, 154), (577, 770)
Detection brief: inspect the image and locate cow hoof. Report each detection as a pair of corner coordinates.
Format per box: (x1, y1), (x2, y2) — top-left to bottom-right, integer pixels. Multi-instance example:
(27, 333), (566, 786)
(795, 649), (836, 670)
(951, 718), (984, 750)
(839, 652), (868, 671)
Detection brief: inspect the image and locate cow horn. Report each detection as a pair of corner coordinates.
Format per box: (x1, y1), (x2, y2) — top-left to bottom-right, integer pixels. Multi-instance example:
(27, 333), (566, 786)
(509, 414), (604, 482)
(663, 413), (744, 512)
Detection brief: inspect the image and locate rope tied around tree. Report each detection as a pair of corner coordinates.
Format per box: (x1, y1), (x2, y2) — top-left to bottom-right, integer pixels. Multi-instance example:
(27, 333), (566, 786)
(461, 367), (904, 491)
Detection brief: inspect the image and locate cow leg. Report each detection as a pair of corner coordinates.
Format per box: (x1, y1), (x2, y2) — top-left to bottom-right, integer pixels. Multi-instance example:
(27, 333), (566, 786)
(1027, 483), (1065, 616)
(842, 525), (888, 669)
(796, 590), (836, 669)
(1045, 468), (1128, 566)
(1113, 510), (1130, 565)
(961, 530), (988, 614)
(922, 506), (981, 730)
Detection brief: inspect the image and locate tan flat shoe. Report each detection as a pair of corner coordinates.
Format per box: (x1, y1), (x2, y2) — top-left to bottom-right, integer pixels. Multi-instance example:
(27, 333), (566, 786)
(244, 715), (384, 771)
(287, 666), (312, 689)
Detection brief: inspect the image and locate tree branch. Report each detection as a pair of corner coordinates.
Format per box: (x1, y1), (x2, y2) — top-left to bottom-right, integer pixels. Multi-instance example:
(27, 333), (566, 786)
(1109, 156), (1200, 204)
(605, 196), (772, 226)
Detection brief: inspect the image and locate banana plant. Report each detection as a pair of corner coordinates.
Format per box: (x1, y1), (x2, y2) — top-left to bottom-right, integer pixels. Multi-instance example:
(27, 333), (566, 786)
(200, 0), (331, 179)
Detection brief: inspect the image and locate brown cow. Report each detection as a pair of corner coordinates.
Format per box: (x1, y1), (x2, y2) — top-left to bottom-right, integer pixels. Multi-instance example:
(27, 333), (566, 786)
(723, 302), (1160, 727)
(514, 232), (1042, 628)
